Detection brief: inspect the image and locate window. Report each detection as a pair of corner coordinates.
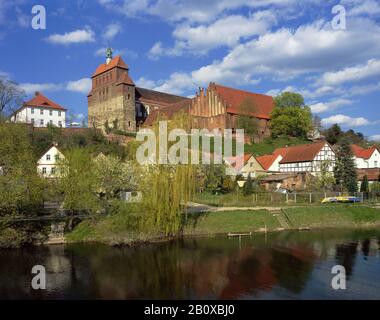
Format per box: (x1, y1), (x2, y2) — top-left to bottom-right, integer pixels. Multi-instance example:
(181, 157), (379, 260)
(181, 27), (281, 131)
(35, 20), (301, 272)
(49, 110), (53, 116)
(46, 155), (51, 161)
(58, 121), (62, 127)
(51, 167), (56, 175)
(58, 111), (61, 117)
(375, 161), (378, 167)
(31, 108), (34, 114)
(40, 109), (43, 115)
(128, 121), (131, 127)
(42, 167), (47, 174)
(55, 154), (60, 161)
(31, 118), (34, 125)
(50, 120), (53, 125)
(40, 119), (44, 126)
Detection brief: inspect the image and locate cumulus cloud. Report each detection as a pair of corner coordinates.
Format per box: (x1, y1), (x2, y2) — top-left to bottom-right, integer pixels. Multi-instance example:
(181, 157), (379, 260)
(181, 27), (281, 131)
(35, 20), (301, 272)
(19, 83), (62, 95)
(102, 23), (122, 40)
(309, 99), (354, 114)
(19, 78), (92, 95)
(135, 77), (157, 89)
(66, 78), (92, 94)
(370, 134), (380, 142)
(318, 59), (380, 86)
(47, 28), (95, 45)
(98, 0), (293, 23)
(321, 114), (371, 127)
(151, 11), (277, 56)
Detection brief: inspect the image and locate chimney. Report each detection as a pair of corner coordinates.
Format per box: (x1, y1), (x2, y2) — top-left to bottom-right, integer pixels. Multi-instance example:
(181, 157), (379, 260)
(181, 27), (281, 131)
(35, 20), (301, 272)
(35, 91), (40, 96)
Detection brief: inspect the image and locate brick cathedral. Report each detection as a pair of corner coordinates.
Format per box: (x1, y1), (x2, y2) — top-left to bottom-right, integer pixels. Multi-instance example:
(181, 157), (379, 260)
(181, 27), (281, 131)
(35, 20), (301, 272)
(88, 49), (274, 140)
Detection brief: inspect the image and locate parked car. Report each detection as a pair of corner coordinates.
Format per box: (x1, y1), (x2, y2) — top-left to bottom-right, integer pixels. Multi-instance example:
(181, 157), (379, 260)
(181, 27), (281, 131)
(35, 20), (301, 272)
(321, 197), (338, 203)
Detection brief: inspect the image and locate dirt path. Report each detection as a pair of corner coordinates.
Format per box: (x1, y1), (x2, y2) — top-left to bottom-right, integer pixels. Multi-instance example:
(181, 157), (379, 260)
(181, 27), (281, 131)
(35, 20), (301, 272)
(186, 202), (283, 213)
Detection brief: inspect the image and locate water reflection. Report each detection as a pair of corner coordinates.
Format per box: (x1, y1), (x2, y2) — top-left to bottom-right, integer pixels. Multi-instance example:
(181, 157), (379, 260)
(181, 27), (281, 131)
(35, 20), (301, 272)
(1, 229), (380, 300)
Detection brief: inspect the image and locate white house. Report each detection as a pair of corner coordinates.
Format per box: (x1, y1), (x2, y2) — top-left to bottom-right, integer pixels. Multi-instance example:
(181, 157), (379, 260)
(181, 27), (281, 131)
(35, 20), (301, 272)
(351, 145), (380, 169)
(256, 147), (288, 172)
(37, 145), (65, 178)
(11, 92), (67, 128)
(278, 141), (336, 175)
(225, 154), (266, 178)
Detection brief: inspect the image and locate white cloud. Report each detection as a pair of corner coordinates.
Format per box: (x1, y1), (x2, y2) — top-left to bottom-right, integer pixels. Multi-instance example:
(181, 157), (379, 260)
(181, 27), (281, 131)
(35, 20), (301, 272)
(343, 0), (380, 16)
(153, 72), (195, 95)
(149, 17), (380, 91)
(66, 78), (92, 94)
(19, 78), (92, 95)
(156, 11), (277, 56)
(47, 28), (95, 45)
(369, 134), (380, 142)
(15, 7), (30, 28)
(321, 114), (371, 127)
(318, 59), (380, 86)
(19, 83), (62, 95)
(309, 99), (354, 114)
(99, 0), (293, 23)
(148, 42), (182, 60)
(102, 23), (122, 40)
(135, 77), (156, 89)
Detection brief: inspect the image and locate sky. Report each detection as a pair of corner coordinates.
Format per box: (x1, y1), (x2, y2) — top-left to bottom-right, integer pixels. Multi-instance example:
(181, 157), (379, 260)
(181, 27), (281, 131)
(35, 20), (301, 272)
(0, 0), (379, 140)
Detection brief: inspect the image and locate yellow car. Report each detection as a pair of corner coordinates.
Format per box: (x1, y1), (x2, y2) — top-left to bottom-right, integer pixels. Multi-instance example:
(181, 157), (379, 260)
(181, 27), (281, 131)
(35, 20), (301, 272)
(321, 197), (338, 203)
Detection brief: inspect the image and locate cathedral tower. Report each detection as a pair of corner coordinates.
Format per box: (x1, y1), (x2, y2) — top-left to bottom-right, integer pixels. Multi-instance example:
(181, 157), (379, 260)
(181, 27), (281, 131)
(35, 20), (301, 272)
(88, 48), (136, 132)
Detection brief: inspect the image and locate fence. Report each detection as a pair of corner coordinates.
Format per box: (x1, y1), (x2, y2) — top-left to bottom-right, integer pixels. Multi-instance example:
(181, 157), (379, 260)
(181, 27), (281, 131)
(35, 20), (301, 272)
(196, 191), (380, 206)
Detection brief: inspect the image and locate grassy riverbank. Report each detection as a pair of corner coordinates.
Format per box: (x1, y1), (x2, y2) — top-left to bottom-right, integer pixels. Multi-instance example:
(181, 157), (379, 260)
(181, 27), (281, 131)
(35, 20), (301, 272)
(66, 205), (380, 245)
(284, 205), (380, 229)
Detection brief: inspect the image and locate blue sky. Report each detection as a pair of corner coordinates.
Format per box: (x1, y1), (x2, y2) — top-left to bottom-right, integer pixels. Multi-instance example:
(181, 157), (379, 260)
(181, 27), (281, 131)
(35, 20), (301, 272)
(0, 0), (380, 140)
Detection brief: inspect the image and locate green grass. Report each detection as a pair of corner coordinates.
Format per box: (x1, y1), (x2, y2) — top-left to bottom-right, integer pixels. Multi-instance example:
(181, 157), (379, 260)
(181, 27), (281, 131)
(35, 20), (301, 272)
(183, 210), (281, 235)
(244, 136), (310, 156)
(284, 205), (380, 229)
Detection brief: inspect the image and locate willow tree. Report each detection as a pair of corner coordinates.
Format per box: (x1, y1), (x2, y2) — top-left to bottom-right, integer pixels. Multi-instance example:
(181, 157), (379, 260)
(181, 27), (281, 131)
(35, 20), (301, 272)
(138, 111), (195, 236)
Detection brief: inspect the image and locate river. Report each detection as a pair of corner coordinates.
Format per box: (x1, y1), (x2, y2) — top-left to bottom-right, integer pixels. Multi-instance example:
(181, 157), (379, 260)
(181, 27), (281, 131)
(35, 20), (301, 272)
(1, 229), (380, 299)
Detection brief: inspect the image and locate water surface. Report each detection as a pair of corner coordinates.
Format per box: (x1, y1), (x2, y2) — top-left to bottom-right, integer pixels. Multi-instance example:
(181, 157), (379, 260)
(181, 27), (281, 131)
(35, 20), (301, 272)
(1, 229), (380, 299)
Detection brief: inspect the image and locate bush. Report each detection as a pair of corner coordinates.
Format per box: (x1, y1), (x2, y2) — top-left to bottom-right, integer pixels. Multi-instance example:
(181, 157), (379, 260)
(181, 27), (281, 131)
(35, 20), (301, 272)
(0, 228), (27, 248)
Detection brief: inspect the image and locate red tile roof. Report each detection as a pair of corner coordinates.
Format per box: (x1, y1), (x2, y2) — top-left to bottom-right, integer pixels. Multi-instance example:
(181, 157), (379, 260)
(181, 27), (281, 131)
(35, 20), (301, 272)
(351, 144), (378, 159)
(92, 56), (131, 79)
(25, 92), (66, 110)
(211, 83), (274, 119)
(256, 154), (277, 170)
(136, 87), (189, 107)
(279, 141), (328, 164)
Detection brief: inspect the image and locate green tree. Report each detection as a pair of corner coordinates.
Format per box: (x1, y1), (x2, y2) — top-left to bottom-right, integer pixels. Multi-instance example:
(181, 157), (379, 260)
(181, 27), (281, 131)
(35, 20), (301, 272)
(94, 154), (138, 213)
(360, 175), (369, 193)
(334, 138), (358, 192)
(58, 149), (102, 214)
(0, 78), (24, 117)
(325, 124), (343, 145)
(243, 174), (253, 196)
(315, 160), (335, 191)
(270, 92), (313, 138)
(274, 92), (305, 108)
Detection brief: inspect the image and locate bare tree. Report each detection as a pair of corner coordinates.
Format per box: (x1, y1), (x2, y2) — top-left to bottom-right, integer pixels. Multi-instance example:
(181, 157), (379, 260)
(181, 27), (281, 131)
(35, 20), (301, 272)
(0, 78), (24, 118)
